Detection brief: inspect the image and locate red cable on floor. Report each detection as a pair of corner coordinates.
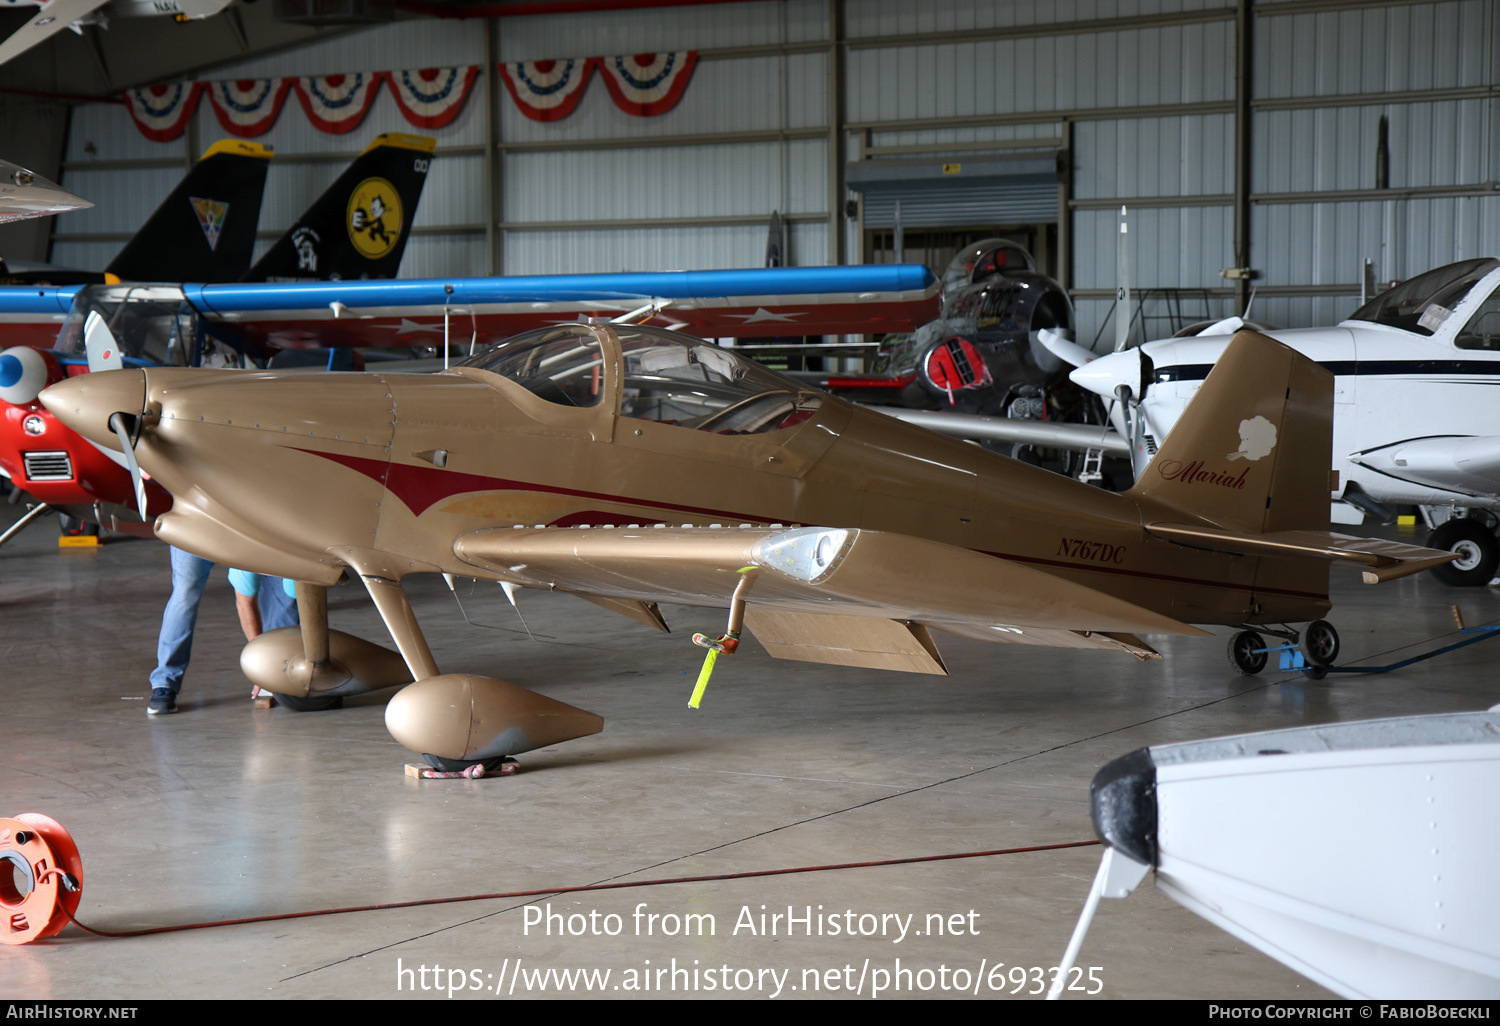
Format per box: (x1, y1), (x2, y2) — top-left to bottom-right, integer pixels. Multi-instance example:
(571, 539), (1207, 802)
(54, 839), (1101, 940)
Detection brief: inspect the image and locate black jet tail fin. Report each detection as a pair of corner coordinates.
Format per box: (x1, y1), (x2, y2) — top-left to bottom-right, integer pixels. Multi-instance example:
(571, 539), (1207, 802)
(242, 133), (434, 282)
(106, 140), (272, 284)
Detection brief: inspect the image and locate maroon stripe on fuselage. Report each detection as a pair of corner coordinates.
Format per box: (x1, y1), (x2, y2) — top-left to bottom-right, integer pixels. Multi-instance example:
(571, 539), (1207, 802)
(294, 448), (784, 523)
(296, 447), (1325, 602)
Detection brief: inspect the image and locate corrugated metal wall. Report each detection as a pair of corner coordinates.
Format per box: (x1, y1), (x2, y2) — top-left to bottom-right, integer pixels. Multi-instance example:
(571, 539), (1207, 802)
(1249, 0), (1500, 331)
(497, 0), (830, 274)
(45, 0), (1499, 349)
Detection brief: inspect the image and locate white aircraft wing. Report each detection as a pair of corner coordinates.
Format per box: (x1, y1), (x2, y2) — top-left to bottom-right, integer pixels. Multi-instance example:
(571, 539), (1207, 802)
(1349, 435), (1500, 498)
(0, 0), (111, 67)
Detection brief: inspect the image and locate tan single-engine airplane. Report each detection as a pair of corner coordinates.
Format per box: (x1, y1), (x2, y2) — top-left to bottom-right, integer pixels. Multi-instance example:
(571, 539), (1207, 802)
(42, 325), (1454, 770)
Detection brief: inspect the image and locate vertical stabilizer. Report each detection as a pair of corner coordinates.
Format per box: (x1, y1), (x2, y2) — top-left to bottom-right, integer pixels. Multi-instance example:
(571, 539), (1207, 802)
(1127, 330), (1333, 535)
(243, 133), (434, 282)
(106, 140), (272, 284)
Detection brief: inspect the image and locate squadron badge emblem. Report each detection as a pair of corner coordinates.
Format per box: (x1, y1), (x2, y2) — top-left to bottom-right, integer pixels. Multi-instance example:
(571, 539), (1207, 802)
(346, 177), (402, 260)
(189, 197), (230, 251)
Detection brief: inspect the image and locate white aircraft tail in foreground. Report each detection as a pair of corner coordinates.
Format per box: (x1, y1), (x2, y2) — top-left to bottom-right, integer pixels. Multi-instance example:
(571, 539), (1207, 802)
(1051, 709), (1500, 999)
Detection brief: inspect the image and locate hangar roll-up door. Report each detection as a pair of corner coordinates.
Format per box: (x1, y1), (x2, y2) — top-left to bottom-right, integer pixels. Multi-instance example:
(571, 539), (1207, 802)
(848, 152), (1063, 272)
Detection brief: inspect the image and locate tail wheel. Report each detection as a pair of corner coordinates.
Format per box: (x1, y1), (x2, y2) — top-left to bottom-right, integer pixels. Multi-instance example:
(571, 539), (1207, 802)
(1226, 630), (1267, 675)
(1299, 620), (1339, 668)
(1427, 518), (1500, 587)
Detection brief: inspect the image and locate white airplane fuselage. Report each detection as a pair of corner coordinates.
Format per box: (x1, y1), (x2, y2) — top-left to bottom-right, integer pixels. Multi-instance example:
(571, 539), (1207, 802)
(1075, 264), (1500, 522)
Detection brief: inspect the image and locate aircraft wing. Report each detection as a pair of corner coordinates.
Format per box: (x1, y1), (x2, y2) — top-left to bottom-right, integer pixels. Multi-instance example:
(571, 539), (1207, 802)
(1348, 435), (1500, 500)
(185, 265), (941, 350)
(0, 0), (109, 67)
(454, 524), (1209, 672)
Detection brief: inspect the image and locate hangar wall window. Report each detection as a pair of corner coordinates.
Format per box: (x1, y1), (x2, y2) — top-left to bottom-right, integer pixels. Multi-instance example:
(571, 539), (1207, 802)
(459, 325), (605, 407)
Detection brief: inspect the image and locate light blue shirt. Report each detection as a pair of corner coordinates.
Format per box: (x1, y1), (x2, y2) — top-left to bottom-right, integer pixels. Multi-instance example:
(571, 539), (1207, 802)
(227, 569), (297, 600)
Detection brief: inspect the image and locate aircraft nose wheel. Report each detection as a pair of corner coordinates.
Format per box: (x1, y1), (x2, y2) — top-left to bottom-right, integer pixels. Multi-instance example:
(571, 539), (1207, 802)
(1227, 630), (1268, 675)
(1299, 619), (1339, 671)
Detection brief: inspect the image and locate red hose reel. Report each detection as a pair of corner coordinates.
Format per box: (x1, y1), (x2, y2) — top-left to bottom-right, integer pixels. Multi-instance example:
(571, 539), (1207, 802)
(0, 814), (83, 944)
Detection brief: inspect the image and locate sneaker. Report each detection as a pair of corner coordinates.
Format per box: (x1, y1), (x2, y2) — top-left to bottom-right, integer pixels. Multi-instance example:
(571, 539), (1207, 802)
(147, 688), (177, 715)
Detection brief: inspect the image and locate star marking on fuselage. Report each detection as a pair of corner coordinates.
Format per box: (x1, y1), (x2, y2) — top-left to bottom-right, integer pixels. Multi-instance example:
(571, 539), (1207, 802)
(724, 307), (805, 323)
(375, 319), (445, 335)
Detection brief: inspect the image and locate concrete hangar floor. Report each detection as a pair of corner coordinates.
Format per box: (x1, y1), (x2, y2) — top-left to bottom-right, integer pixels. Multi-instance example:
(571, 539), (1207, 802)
(2, 500), (1495, 1001)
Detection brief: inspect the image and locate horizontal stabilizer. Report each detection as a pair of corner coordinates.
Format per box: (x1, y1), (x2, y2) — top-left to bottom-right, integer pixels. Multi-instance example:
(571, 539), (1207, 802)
(454, 525), (1210, 643)
(1146, 522), (1458, 584)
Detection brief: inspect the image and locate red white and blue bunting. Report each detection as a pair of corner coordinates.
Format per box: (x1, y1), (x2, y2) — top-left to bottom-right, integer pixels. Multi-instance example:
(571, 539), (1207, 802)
(292, 73), (383, 135)
(498, 57), (598, 123)
(122, 83), (203, 142)
(120, 51), (698, 140)
(597, 52), (698, 117)
(385, 66), (481, 129)
(205, 78), (295, 138)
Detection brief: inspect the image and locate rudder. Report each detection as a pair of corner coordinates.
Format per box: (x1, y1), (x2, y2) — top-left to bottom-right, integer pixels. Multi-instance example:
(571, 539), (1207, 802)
(1127, 330), (1333, 536)
(242, 132), (434, 282)
(106, 140), (272, 284)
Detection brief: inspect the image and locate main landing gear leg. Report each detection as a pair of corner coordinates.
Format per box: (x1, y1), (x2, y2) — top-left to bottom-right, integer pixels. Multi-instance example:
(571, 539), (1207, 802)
(240, 580), (411, 710)
(273, 583), (344, 712)
(0, 502), (52, 549)
(362, 572), (602, 770)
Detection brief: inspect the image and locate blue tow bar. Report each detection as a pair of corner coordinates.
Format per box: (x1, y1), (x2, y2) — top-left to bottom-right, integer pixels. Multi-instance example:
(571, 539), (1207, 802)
(1260, 625), (1500, 676)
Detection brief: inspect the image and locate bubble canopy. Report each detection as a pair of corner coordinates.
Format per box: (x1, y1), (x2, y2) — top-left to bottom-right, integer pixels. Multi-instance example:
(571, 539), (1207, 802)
(457, 323), (824, 435)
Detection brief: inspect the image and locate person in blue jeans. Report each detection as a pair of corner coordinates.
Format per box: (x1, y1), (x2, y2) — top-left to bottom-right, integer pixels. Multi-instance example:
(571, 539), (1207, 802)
(147, 546), (299, 715)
